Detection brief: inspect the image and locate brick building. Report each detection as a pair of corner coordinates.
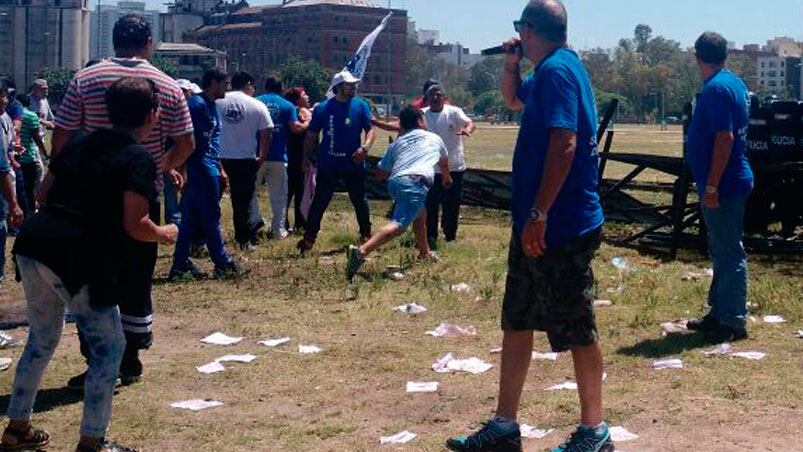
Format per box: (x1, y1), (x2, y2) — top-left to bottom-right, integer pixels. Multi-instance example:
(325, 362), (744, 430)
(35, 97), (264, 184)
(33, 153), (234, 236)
(187, 0), (408, 105)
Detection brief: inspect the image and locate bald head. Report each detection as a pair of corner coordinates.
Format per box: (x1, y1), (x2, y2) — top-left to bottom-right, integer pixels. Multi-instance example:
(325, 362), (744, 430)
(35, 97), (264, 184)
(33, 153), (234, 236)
(521, 0), (568, 44)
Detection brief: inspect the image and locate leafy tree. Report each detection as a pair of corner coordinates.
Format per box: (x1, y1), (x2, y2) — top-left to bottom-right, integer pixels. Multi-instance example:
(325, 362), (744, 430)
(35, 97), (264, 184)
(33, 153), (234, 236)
(277, 57), (332, 103)
(634, 24), (652, 54)
(151, 54), (178, 78)
(474, 90), (510, 117)
(35, 67), (76, 106)
(467, 56), (503, 97)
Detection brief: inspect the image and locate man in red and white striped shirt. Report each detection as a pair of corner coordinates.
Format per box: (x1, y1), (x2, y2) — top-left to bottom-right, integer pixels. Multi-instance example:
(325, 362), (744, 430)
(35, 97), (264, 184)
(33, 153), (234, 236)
(49, 14), (196, 389)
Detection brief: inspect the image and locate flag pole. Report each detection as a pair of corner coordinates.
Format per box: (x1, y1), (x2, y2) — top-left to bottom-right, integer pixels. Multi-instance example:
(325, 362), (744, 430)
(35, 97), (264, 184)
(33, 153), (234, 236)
(386, 0), (392, 121)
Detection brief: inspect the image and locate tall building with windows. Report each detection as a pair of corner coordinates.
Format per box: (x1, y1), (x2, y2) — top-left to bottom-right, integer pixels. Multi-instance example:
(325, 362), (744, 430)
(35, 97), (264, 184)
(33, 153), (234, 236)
(187, 0), (408, 106)
(757, 56), (802, 99)
(89, 1), (161, 59)
(0, 0), (90, 86)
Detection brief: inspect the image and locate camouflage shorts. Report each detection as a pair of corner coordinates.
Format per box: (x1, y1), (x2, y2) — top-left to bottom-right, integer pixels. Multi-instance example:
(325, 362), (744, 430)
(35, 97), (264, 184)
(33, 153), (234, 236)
(501, 227), (602, 353)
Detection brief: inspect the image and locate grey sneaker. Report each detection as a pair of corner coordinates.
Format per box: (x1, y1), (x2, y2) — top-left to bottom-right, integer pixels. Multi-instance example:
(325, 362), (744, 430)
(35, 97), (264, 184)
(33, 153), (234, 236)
(346, 245), (365, 281)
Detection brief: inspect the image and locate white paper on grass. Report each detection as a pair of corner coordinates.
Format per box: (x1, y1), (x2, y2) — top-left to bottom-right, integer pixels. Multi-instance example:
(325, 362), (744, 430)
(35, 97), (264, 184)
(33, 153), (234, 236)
(388, 272), (405, 281)
(0, 332), (20, 349)
(170, 399), (224, 411)
(432, 353), (493, 374)
(216, 354), (257, 363)
(546, 373), (607, 391)
(406, 381), (439, 393)
(796, 330), (803, 339)
(426, 323), (477, 337)
(703, 343), (766, 360)
(520, 424), (554, 439)
(489, 347), (503, 354)
(652, 358), (683, 370)
(450, 283), (472, 293)
(393, 303), (427, 314)
(611, 257), (630, 271)
(609, 426), (639, 442)
(196, 361), (226, 374)
(379, 430), (417, 444)
(299, 344), (323, 354)
(201, 332), (243, 346)
(593, 299), (613, 307)
(532, 352), (559, 361)
(661, 321), (688, 334)
(762, 315), (785, 324)
(0, 357), (11, 371)
(259, 337), (291, 347)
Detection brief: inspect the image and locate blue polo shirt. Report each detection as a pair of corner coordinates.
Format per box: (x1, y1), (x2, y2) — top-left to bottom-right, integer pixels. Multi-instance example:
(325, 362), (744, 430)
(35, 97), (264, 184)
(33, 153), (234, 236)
(686, 69), (753, 199)
(187, 94), (222, 179)
(257, 93), (298, 163)
(308, 97), (372, 171)
(512, 47), (604, 248)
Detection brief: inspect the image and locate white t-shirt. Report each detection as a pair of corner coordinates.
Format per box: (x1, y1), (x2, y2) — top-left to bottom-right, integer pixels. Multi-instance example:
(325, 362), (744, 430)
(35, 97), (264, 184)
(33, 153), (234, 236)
(422, 104), (471, 173)
(378, 129), (447, 185)
(217, 91), (273, 160)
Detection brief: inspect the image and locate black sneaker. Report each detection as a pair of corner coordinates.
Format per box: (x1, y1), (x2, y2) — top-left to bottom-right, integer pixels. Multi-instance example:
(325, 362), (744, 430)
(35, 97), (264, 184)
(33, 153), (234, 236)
(76, 438), (139, 452)
(704, 324), (749, 344)
(68, 372), (122, 389)
(446, 418), (523, 452)
(687, 313), (719, 332)
(346, 245), (365, 281)
(168, 261), (207, 281)
(214, 261), (250, 279)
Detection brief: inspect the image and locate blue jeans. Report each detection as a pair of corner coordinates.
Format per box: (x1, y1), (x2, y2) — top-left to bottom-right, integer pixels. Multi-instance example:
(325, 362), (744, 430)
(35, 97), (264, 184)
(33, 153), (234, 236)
(8, 256), (125, 438)
(172, 174), (231, 271)
(701, 195), (749, 329)
(163, 175), (181, 225)
(388, 176), (430, 230)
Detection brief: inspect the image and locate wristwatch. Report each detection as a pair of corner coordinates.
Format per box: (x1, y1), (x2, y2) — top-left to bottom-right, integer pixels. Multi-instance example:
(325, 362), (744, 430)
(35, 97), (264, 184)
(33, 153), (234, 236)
(528, 208), (548, 223)
(705, 185), (718, 194)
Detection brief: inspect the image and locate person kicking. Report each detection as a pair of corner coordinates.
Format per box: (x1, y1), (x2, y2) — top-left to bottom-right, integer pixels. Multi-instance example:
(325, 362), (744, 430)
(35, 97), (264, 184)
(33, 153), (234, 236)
(346, 106), (451, 281)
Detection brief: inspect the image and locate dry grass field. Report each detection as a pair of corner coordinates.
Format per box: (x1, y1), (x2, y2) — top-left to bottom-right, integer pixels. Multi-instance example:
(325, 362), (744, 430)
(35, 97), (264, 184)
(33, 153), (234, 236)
(0, 125), (801, 451)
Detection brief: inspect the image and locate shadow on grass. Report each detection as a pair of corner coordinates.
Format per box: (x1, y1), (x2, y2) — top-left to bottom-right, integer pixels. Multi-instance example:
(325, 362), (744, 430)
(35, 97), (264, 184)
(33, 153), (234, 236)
(617, 332), (711, 358)
(0, 386), (83, 414)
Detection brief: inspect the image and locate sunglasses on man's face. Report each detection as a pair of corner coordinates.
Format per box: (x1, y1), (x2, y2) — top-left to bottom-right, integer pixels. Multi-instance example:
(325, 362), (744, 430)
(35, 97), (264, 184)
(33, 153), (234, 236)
(513, 20), (532, 34)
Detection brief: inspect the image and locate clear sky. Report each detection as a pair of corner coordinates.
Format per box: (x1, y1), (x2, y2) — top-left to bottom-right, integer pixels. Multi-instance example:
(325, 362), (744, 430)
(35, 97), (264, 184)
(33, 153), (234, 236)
(143, 0), (803, 52)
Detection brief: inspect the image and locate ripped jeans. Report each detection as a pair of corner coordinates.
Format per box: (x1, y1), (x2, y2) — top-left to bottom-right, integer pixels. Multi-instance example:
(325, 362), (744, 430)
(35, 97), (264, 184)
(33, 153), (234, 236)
(7, 256), (125, 438)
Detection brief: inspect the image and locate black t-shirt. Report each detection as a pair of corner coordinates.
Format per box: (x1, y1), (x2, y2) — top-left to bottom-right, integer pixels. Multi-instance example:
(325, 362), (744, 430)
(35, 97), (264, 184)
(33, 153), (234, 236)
(13, 129), (158, 306)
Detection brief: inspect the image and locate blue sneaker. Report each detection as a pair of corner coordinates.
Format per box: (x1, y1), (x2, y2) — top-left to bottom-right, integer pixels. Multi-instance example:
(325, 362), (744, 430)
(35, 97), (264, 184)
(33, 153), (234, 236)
(551, 422), (614, 452)
(446, 418), (522, 452)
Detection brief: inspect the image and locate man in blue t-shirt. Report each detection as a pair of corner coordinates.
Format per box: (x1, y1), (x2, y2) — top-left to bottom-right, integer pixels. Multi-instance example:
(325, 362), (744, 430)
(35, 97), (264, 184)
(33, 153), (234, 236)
(297, 71), (376, 253)
(256, 74), (309, 239)
(447, 2), (612, 452)
(170, 69), (244, 280)
(685, 32), (753, 344)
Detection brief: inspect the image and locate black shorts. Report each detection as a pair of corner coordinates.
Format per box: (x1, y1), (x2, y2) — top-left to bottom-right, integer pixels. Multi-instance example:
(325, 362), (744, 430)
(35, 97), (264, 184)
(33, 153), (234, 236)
(501, 227), (602, 352)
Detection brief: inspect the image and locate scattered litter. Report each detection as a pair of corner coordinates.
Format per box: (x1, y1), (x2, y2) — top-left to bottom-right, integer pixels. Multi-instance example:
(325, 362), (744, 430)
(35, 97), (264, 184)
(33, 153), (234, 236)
(426, 323), (477, 337)
(682, 268), (713, 281)
(216, 354), (257, 363)
(170, 399), (224, 411)
(520, 424), (554, 439)
(703, 343), (766, 360)
(259, 337), (291, 347)
(450, 283), (472, 293)
(318, 256), (336, 265)
(795, 330), (803, 339)
(0, 332), (20, 349)
(609, 426), (639, 442)
(406, 381), (439, 393)
(0, 357), (11, 371)
(611, 257), (630, 271)
(593, 299), (613, 308)
(432, 353), (493, 374)
(661, 320), (688, 334)
(393, 303), (427, 314)
(546, 373), (607, 391)
(489, 347), (503, 354)
(652, 358), (683, 370)
(531, 352), (559, 361)
(388, 272), (405, 281)
(379, 430), (417, 445)
(299, 344), (323, 354)
(201, 332), (243, 346)
(196, 362), (226, 374)
(762, 315), (786, 324)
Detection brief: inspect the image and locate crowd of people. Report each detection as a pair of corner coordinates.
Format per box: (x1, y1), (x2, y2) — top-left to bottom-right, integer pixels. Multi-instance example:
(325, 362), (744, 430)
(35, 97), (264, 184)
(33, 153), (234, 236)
(0, 0), (755, 450)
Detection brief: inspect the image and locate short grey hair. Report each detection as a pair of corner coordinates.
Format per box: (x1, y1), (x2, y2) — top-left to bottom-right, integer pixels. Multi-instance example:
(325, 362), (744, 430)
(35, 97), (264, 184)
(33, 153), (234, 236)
(521, 0), (568, 44)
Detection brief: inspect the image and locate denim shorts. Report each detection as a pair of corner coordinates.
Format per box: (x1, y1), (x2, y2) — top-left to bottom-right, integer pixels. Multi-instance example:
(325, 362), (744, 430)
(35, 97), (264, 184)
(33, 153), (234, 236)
(388, 175), (431, 230)
(501, 227), (602, 352)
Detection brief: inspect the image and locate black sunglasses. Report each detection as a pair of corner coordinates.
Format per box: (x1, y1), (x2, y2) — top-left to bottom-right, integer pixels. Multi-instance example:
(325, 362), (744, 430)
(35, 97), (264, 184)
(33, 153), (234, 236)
(513, 20), (532, 33)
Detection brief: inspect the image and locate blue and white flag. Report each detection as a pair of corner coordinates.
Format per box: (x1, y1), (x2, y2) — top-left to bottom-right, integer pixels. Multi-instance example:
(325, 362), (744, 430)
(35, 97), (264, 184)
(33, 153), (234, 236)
(327, 12), (393, 97)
